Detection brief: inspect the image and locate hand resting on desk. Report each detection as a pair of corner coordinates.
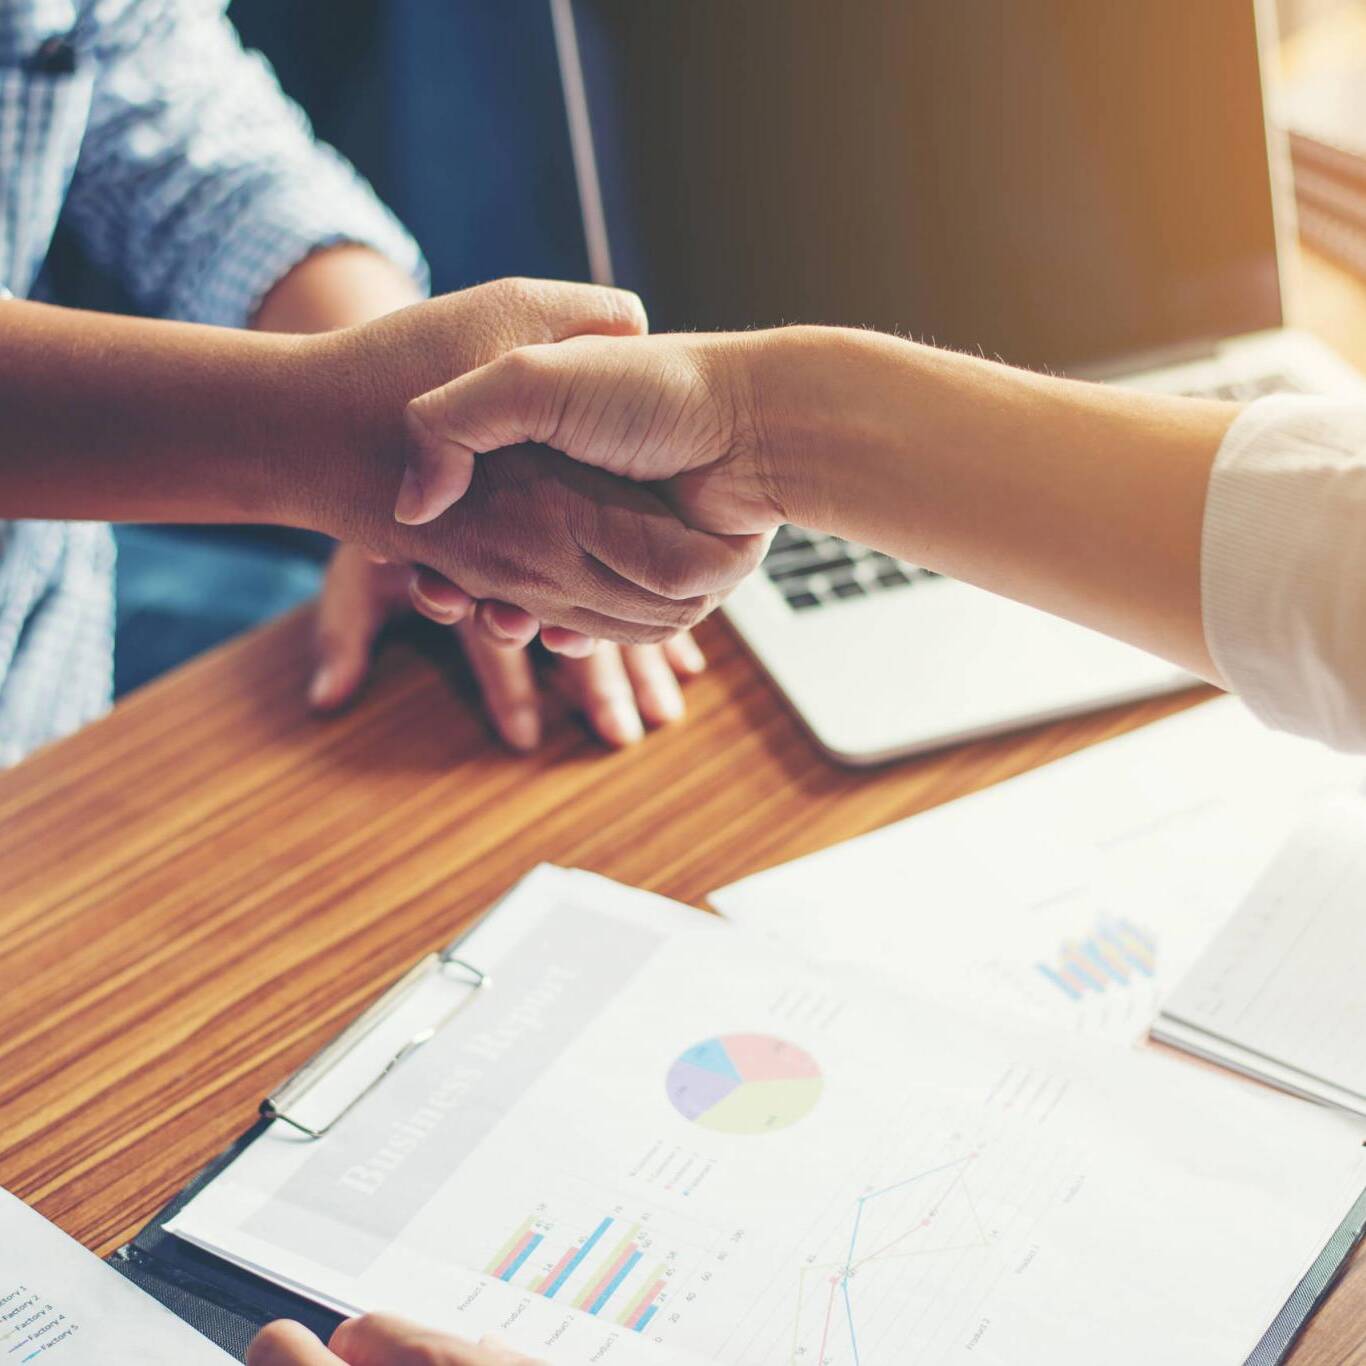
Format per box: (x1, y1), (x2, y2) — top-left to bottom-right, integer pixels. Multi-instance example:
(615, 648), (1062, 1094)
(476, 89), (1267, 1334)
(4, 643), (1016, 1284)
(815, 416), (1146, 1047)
(311, 543), (705, 751)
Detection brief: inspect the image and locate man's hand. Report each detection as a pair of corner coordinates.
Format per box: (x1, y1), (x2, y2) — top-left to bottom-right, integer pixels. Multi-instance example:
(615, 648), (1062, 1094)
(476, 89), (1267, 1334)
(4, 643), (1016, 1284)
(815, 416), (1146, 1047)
(311, 544), (705, 749)
(292, 285), (767, 642)
(247, 1314), (546, 1366)
(397, 332), (784, 536)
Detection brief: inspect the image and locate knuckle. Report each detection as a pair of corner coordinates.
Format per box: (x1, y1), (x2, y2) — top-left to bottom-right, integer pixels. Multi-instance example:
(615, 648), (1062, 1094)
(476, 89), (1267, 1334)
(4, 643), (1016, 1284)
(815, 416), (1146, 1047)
(630, 621), (679, 645)
(675, 591), (719, 627)
(489, 274), (531, 302)
(498, 345), (547, 387)
(613, 619), (676, 646)
(608, 286), (648, 333)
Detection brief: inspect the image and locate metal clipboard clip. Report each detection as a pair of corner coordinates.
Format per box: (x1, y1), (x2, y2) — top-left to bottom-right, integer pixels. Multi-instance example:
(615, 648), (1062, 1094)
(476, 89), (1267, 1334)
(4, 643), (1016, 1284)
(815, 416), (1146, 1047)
(261, 945), (490, 1140)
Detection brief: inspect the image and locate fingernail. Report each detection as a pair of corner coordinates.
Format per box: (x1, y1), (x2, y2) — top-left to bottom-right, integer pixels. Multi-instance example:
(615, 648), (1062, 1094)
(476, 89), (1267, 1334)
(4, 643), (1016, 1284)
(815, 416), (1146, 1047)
(674, 636), (707, 674)
(503, 707), (541, 752)
(308, 665), (337, 709)
(412, 586), (461, 623)
(602, 700), (645, 747)
(652, 679), (685, 722)
(393, 466), (427, 524)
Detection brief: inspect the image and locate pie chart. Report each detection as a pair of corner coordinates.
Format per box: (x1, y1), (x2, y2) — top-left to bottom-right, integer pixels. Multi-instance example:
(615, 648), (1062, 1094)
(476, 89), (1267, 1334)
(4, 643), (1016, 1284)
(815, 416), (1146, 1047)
(666, 1034), (823, 1135)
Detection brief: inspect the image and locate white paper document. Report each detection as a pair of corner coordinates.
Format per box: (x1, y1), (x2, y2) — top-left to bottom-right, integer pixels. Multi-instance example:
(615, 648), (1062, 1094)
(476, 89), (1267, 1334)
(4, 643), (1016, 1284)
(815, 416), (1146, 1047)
(710, 698), (1362, 1045)
(166, 866), (1366, 1366)
(0, 1187), (232, 1364)
(1155, 794), (1366, 1114)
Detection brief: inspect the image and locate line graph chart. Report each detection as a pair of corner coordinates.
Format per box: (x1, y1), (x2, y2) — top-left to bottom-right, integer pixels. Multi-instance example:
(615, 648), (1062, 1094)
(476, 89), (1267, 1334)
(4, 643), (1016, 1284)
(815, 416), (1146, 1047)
(790, 1154), (989, 1364)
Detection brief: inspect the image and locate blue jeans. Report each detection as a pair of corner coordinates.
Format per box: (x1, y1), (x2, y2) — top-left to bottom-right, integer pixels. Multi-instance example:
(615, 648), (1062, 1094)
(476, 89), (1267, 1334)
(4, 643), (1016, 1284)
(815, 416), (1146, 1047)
(113, 525), (326, 697)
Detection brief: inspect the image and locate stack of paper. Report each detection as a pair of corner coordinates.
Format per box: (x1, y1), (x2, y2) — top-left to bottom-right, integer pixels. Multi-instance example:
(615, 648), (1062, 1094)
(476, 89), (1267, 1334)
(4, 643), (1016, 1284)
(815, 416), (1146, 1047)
(1155, 794), (1366, 1116)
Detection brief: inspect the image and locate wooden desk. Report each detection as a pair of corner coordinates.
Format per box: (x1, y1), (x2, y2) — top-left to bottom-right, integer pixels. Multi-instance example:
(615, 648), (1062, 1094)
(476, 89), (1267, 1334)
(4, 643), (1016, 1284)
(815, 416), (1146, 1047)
(3, 252), (1365, 1365)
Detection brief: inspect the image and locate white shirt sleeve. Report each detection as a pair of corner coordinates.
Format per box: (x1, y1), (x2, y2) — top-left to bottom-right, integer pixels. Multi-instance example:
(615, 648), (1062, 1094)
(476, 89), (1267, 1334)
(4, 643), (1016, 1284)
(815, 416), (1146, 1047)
(1202, 394), (1366, 751)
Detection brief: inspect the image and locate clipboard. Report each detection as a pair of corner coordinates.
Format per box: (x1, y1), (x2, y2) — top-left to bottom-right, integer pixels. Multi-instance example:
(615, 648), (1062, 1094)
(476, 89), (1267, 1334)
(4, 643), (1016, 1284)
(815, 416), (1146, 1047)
(105, 933), (490, 1362)
(102, 901), (1366, 1366)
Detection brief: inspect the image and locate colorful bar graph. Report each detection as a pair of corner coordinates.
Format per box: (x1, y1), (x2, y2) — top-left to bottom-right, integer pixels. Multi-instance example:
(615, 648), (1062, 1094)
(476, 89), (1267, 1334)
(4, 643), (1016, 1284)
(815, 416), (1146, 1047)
(1108, 919), (1155, 975)
(537, 1216), (613, 1299)
(575, 1224), (641, 1313)
(618, 1268), (668, 1331)
(1037, 919), (1157, 1002)
(637, 1304), (659, 1331)
(589, 1249), (642, 1314)
(486, 1217), (537, 1279)
(501, 1232), (543, 1281)
(1035, 963), (1080, 1000)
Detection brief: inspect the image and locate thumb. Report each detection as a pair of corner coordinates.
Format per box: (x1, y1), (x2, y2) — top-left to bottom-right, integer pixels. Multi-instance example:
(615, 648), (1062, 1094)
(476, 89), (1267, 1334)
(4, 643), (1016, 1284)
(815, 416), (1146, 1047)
(309, 547), (394, 711)
(396, 344), (573, 527)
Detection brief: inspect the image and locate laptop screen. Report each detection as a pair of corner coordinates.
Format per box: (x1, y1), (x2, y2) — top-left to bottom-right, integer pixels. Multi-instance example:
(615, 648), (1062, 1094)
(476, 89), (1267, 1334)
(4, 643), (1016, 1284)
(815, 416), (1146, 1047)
(567, 0), (1283, 375)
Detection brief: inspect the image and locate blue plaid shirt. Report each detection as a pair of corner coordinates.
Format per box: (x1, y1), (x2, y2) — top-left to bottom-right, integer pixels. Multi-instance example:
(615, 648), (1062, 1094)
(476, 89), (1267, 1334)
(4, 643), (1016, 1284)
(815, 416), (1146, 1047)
(0, 0), (425, 765)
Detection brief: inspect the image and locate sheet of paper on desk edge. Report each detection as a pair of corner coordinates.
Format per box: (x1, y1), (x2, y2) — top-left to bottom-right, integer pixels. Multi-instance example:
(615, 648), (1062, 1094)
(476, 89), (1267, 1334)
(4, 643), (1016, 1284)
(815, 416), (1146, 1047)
(708, 697), (1364, 1049)
(0, 1187), (233, 1363)
(1153, 792), (1366, 1116)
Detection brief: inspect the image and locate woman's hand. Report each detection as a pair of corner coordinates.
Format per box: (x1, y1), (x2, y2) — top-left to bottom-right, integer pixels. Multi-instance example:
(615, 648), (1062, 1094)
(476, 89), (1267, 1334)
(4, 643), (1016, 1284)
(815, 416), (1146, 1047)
(310, 544), (704, 750)
(397, 332), (787, 536)
(247, 1314), (546, 1366)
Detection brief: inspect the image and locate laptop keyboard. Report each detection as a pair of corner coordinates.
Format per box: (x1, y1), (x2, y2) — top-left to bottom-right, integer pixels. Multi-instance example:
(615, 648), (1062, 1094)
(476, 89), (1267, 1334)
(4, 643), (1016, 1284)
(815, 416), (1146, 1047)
(764, 526), (938, 612)
(764, 369), (1307, 613)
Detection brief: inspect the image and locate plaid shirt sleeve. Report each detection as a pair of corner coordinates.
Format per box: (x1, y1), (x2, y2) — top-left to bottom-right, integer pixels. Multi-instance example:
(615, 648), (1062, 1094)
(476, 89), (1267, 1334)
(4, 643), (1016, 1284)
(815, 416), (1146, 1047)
(60, 0), (428, 328)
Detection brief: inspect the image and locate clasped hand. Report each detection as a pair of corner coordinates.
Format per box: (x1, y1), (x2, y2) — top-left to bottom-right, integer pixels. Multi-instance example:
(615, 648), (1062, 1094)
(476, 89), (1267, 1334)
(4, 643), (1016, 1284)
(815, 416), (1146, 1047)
(389, 330), (790, 651)
(309, 281), (768, 651)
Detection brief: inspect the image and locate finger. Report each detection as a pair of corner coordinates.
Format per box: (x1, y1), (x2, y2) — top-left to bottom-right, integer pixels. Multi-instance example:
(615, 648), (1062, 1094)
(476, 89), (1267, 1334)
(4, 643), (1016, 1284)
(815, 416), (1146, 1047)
(558, 642), (645, 747)
(478, 275), (647, 347)
(397, 279), (647, 528)
(477, 1334), (549, 1366)
(409, 567), (474, 625)
(248, 1321), (345, 1366)
(539, 626), (596, 657)
(330, 1313), (485, 1366)
(533, 602), (692, 646)
(664, 630), (707, 676)
(398, 359), (547, 526)
(311, 546), (396, 711)
(458, 618), (542, 751)
(581, 498), (769, 602)
(621, 643), (686, 727)
(475, 600), (541, 650)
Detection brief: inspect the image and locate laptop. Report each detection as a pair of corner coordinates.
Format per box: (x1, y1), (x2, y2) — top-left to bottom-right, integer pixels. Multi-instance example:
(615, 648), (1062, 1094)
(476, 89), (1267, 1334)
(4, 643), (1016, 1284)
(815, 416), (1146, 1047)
(552, 0), (1366, 765)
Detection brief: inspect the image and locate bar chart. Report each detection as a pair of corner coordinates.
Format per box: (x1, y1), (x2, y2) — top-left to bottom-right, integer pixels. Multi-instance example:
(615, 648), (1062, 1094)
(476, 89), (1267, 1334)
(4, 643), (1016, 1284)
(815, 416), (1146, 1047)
(1034, 917), (1156, 1002)
(483, 1207), (678, 1332)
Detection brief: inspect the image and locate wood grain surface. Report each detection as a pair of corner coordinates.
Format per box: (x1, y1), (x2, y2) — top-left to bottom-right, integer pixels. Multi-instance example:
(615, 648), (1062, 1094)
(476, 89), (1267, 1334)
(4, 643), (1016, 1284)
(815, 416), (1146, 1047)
(3, 249), (1366, 1363)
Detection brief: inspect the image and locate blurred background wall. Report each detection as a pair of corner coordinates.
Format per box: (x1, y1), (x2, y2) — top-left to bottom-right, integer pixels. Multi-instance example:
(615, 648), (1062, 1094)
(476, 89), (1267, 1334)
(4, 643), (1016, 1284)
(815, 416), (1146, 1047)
(228, 0), (589, 292)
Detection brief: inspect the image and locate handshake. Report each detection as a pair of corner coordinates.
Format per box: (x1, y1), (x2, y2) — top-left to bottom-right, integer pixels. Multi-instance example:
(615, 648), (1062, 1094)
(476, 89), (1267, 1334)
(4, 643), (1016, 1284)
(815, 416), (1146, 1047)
(290, 277), (816, 661)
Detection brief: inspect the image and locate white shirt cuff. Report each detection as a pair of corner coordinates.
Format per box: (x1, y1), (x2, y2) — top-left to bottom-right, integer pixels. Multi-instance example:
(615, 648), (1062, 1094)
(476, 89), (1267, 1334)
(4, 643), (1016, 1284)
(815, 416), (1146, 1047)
(1202, 393), (1366, 750)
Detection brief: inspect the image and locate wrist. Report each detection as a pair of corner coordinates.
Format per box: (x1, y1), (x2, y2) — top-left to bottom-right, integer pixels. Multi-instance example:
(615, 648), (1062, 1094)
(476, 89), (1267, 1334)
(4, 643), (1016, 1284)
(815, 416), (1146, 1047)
(261, 329), (405, 545)
(746, 325), (897, 531)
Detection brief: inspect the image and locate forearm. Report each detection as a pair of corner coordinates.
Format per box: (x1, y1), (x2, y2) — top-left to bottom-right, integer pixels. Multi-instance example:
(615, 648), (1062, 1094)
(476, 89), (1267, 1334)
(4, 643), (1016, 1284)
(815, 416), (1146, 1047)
(0, 298), (380, 535)
(252, 244), (424, 335)
(755, 327), (1238, 681)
